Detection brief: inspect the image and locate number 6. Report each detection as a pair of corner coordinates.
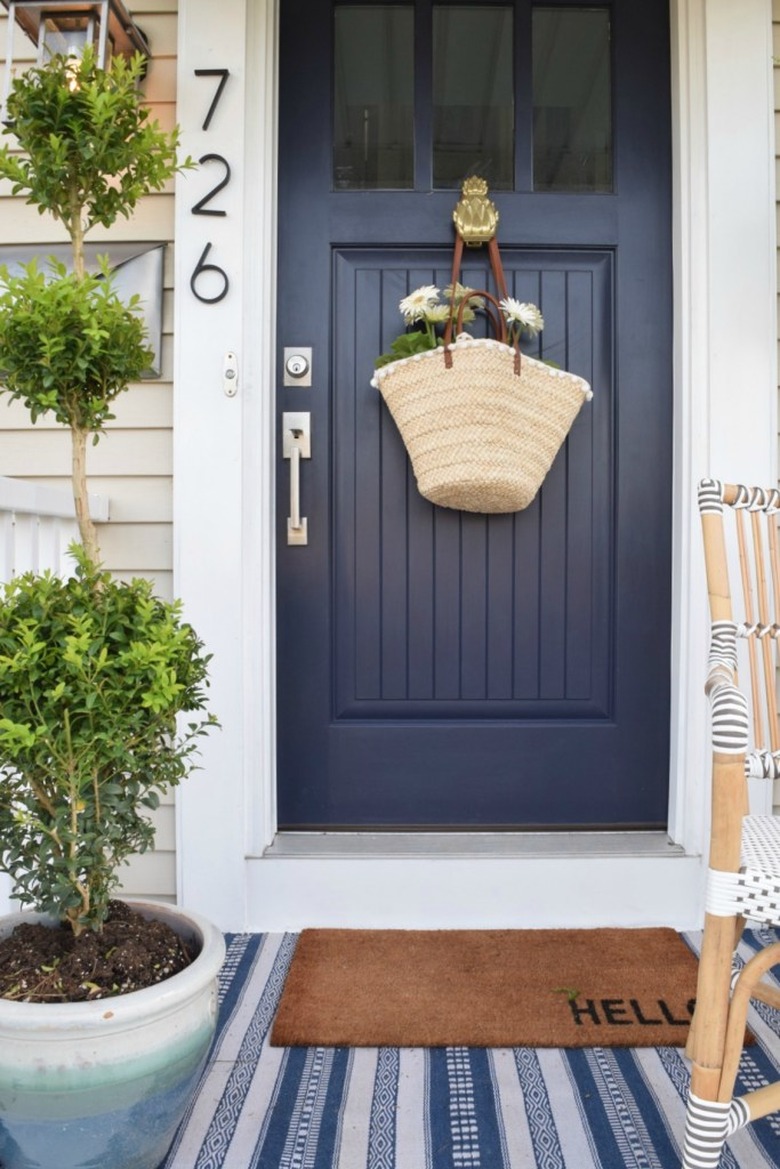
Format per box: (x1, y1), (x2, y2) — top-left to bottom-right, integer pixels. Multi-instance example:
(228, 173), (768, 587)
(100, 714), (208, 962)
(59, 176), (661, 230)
(190, 243), (229, 304)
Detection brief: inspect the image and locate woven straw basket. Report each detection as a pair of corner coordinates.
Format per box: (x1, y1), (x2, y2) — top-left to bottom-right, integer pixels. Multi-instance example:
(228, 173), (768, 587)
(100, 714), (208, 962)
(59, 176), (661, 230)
(371, 334), (593, 513)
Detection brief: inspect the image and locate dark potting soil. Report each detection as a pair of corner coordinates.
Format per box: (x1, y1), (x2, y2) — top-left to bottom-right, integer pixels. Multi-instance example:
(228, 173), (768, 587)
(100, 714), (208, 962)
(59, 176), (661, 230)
(0, 899), (195, 1002)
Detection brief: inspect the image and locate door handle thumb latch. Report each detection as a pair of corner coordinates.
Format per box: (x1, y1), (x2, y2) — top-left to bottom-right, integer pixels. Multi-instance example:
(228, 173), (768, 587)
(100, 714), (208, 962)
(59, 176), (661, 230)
(283, 412), (311, 545)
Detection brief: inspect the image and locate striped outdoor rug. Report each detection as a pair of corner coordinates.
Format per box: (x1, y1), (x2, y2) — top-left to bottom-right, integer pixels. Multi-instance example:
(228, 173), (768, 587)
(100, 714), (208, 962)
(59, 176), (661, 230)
(161, 929), (780, 1169)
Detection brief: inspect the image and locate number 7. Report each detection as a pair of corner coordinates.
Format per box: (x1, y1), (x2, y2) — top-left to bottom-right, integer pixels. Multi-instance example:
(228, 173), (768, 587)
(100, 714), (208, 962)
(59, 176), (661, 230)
(194, 69), (230, 132)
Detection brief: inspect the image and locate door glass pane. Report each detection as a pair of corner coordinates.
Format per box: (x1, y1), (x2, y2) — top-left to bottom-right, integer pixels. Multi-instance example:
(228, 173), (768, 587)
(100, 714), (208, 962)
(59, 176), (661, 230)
(533, 8), (612, 192)
(433, 6), (514, 190)
(333, 6), (414, 190)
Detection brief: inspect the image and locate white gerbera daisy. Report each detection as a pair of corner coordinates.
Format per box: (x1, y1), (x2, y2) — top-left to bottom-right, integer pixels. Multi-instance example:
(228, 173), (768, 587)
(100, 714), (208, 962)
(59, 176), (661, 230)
(425, 304), (452, 323)
(399, 285), (440, 324)
(500, 298), (544, 337)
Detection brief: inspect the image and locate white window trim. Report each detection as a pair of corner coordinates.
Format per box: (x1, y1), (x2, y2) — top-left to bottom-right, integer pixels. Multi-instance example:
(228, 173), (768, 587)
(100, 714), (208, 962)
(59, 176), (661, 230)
(173, 0), (776, 931)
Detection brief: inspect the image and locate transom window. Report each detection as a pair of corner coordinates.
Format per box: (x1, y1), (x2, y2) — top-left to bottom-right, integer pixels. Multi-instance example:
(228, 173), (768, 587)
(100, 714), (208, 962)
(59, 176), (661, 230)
(333, 3), (613, 192)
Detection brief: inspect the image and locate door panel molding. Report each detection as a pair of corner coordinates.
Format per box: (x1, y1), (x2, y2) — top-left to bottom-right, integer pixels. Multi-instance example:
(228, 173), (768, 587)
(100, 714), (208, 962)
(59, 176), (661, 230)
(334, 246), (613, 721)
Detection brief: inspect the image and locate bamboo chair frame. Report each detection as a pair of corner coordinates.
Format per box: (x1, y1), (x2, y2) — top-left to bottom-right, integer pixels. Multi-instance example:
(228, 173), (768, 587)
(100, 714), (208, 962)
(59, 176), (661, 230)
(684, 480), (780, 1169)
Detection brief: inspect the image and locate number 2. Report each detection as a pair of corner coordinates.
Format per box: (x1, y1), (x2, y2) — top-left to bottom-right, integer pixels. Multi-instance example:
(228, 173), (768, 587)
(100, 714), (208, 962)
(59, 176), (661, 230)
(192, 154), (231, 217)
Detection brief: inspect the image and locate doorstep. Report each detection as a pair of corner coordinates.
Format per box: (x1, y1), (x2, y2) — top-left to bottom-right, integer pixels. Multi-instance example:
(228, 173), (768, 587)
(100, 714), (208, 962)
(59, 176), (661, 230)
(264, 830), (686, 859)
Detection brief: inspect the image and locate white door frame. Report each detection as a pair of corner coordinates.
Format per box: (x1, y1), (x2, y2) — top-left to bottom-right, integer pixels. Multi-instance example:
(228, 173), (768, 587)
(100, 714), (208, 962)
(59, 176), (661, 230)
(173, 0), (777, 932)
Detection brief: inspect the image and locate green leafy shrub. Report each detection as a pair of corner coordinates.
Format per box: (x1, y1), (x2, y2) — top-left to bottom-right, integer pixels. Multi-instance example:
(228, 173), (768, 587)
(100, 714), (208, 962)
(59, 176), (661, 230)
(0, 48), (182, 247)
(0, 258), (152, 430)
(0, 552), (216, 935)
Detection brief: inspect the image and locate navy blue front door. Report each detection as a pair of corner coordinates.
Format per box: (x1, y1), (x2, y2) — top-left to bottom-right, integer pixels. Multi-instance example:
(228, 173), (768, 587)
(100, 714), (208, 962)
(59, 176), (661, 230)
(276, 1), (672, 829)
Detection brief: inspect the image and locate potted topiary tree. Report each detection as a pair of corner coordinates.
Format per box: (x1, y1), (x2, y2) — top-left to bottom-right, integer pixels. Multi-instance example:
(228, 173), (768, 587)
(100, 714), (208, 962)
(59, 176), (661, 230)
(0, 50), (224, 1169)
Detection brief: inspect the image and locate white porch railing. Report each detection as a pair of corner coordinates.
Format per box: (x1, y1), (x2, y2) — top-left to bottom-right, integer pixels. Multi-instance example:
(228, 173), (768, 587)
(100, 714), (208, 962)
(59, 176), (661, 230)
(0, 476), (109, 915)
(0, 475), (109, 580)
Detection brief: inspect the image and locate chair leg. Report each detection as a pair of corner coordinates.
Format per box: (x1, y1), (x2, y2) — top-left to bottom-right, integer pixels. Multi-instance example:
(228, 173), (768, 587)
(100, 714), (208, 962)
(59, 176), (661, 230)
(682, 914), (741, 1168)
(685, 914), (736, 1070)
(684, 904), (743, 1062)
(684, 938), (780, 1167)
(684, 973), (752, 1169)
(682, 1092), (750, 1169)
(718, 942), (780, 1098)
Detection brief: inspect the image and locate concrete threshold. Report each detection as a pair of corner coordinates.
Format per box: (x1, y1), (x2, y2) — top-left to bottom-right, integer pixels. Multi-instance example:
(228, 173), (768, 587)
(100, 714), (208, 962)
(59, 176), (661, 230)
(263, 830), (686, 860)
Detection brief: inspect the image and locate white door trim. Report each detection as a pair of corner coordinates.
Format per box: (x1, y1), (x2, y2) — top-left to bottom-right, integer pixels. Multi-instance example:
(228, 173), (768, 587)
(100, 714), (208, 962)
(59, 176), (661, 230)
(173, 0), (776, 931)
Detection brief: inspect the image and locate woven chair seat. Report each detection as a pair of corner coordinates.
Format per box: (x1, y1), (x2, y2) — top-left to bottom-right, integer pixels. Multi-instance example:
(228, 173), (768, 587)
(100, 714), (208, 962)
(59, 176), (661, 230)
(742, 813), (780, 877)
(705, 816), (780, 926)
(738, 815), (780, 924)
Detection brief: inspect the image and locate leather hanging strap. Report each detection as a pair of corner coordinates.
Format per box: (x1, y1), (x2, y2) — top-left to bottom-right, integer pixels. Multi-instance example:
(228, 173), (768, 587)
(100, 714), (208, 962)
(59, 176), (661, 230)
(443, 228), (519, 374)
(487, 237), (509, 301)
(445, 233), (510, 319)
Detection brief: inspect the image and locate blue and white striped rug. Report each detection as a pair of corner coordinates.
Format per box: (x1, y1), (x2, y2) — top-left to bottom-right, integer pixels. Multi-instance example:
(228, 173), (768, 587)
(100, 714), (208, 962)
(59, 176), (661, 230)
(161, 930), (780, 1169)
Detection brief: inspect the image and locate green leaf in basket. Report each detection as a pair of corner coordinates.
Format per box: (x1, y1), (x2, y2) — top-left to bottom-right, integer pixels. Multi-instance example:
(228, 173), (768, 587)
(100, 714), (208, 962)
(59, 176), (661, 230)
(374, 329), (441, 369)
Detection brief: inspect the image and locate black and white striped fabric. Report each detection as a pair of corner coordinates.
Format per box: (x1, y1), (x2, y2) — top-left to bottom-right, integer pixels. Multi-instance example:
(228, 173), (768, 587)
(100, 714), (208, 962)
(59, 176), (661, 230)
(682, 1092), (751, 1169)
(747, 750), (780, 781)
(698, 478), (726, 514)
(732, 485), (780, 514)
(697, 478), (780, 517)
(708, 676), (750, 756)
(708, 621), (739, 676)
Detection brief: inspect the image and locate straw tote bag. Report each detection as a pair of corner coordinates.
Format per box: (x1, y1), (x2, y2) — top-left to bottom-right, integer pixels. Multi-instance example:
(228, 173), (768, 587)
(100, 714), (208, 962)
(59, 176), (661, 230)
(371, 235), (593, 514)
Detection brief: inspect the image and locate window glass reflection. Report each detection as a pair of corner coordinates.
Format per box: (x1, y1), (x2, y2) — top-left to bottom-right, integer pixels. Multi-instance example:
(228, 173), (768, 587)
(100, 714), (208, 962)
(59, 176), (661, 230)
(433, 6), (514, 190)
(533, 8), (612, 192)
(333, 6), (414, 190)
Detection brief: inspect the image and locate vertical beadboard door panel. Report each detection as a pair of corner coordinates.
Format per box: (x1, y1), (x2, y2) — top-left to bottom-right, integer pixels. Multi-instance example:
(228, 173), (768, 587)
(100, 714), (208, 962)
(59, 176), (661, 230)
(333, 247), (610, 720)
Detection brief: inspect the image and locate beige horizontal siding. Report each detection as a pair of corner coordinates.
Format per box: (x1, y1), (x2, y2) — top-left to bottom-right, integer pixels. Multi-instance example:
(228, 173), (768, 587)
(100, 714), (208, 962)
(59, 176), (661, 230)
(113, 569), (173, 600)
(0, 430), (173, 477)
(0, 3), (180, 899)
(31, 476), (174, 522)
(116, 829), (177, 901)
(0, 193), (176, 240)
(1, 385), (173, 430)
(95, 522), (172, 571)
(143, 56), (177, 103)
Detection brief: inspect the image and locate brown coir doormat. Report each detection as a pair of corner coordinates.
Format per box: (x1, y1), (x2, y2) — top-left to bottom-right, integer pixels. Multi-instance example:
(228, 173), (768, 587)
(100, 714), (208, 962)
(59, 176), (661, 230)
(271, 928), (700, 1048)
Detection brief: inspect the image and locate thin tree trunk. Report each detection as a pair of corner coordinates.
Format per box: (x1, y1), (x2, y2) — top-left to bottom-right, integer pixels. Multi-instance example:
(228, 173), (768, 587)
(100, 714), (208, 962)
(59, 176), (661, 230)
(68, 188), (100, 565)
(70, 184), (85, 280)
(72, 425), (101, 564)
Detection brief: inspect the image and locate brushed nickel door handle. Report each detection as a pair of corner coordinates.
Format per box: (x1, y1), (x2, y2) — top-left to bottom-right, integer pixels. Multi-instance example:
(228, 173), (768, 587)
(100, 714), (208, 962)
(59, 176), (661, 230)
(283, 412), (311, 545)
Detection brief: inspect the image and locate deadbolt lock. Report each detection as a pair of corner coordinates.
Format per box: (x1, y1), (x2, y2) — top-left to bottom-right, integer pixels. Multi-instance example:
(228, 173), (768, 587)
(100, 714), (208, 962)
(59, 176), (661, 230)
(283, 347), (312, 386)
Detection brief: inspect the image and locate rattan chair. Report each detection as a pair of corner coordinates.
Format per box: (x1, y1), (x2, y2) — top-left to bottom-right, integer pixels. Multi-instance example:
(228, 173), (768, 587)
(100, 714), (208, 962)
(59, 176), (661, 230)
(683, 479), (780, 1168)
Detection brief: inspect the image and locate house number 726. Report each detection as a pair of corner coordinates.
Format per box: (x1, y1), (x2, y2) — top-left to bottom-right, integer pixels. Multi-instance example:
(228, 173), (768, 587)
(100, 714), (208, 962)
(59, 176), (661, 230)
(190, 69), (231, 304)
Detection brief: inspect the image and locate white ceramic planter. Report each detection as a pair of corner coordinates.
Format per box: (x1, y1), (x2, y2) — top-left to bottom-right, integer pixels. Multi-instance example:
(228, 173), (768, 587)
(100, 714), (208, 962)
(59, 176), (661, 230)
(0, 901), (225, 1169)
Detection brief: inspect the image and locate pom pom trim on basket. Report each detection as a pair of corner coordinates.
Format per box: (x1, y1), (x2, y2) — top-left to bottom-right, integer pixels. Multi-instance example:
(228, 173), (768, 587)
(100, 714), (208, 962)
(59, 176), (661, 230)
(371, 334), (592, 397)
(371, 334), (593, 514)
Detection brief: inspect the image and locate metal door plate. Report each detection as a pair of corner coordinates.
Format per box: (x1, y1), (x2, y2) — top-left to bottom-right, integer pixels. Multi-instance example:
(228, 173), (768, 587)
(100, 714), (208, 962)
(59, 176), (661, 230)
(282, 411), (311, 458)
(283, 347), (313, 387)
